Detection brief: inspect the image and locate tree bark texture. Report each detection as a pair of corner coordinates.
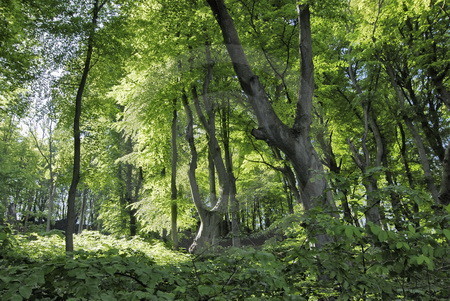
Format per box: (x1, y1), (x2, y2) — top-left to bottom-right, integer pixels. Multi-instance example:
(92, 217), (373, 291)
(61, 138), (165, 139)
(205, 1), (335, 222)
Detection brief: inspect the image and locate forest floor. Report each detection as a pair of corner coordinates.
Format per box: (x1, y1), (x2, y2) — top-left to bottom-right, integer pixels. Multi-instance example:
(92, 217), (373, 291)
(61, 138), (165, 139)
(1, 227), (449, 300)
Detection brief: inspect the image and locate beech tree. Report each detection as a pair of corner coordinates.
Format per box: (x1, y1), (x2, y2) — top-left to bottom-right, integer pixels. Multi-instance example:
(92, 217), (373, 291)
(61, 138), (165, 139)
(205, 0), (337, 246)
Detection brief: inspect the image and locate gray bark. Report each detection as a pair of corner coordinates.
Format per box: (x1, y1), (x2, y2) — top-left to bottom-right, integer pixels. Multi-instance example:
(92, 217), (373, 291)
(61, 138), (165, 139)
(182, 92), (222, 253)
(206, 1), (335, 217)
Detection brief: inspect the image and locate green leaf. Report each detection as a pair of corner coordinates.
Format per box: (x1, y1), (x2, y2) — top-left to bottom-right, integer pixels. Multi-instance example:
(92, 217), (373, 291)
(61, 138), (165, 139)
(443, 229), (450, 240)
(378, 230), (388, 242)
(416, 255), (427, 265)
(198, 285), (214, 296)
(344, 226), (354, 239)
(10, 295), (23, 301)
(18, 285), (32, 299)
(370, 224), (381, 235)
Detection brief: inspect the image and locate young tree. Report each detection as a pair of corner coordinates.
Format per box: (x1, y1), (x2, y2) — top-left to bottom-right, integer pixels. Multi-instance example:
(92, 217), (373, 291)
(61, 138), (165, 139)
(66, 0), (105, 253)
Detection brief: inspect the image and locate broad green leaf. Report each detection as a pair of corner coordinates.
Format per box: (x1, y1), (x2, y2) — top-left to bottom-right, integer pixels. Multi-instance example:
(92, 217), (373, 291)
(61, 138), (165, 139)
(370, 224), (381, 235)
(378, 230), (388, 242)
(18, 285), (32, 299)
(344, 226), (354, 239)
(443, 229), (450, 240)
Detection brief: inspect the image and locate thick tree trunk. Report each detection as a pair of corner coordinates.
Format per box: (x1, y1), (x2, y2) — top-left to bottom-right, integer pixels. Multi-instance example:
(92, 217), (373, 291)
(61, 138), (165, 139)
(206, 1), (335, 216)
(206, 1), (336, 248)
(66, 0), (101, 253)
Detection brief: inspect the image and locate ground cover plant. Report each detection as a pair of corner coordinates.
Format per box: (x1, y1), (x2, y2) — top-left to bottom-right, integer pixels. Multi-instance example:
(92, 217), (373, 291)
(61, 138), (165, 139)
(1, 0), (449, 300)
(1, 211), (449, 300)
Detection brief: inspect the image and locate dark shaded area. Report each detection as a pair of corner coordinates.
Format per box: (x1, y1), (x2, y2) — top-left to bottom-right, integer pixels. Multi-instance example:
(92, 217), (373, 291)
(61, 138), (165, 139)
(178, 229), (283, 251)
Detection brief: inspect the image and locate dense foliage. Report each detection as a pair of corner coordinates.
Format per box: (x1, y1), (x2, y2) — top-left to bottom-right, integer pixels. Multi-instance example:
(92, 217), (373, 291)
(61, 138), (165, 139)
(0, 0), (449, 299)
(1, 213), (449, 300)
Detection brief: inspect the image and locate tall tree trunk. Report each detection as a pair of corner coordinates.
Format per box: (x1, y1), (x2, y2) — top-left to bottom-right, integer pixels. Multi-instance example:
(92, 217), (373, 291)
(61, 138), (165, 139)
(439, 98), (450, 206)
(220, 103), (240, 247)
(439, 145), (450, 206)
(46, 122), (55, 232)
(124, 138), (135, 235)
(130, 168), (142, 236)
(385, 65), (440, 204)
(205, 2), (336, 229)
(171, 98), (178, 249)
(182, 92), (222, 253)
(206, 1), (336, 248)
(187, 42), (243, 250)
(348, 64), (407, 227)
(66, 0), (102, 254)
(78, 189), (87, 234)
(348, 139), (382, 226)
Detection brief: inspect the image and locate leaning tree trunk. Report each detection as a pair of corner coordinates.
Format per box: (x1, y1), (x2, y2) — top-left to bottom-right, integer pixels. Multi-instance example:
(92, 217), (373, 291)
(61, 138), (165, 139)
(206, 1), (336, 247)
(66, 0), (102, 253)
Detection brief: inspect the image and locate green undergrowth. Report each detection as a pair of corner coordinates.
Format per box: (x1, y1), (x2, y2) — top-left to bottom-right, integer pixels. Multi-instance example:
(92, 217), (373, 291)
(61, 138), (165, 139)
(1, 211), (449, 300)
(12, 230), (188, 265)
(0, 230), (289, 300)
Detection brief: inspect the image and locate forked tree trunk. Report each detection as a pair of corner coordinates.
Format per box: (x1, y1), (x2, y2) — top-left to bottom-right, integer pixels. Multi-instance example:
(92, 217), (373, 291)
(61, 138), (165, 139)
(206, 1), (336, 247)
(186, 43), (242, 250)
(182, 92), (223, 253)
